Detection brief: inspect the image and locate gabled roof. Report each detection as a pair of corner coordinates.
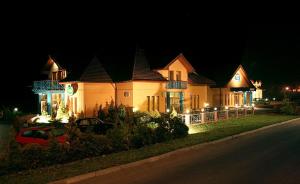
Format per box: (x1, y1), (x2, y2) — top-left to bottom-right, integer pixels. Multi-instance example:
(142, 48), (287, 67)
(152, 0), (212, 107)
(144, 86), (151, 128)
(188, 72), (216, 86)
(132, 48), (167, 81)
(211, 64), (255, 89)
(79, 56), (113, 82)
(227, 64), (255, 88)
(161, 53), (195, 72)
(61, 56), (112, 83)
(41, 55), (64, 75)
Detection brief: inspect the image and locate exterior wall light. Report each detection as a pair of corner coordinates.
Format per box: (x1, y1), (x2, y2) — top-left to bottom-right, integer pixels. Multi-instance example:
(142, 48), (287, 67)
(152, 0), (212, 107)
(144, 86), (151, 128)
(214, 107), (217, 111)
(166, 108), (170, 113)
(14, 107), (18, 112)
(225, 106), (229, 110)
(186, 109), (190, 113)
(133, 107), (138, 112)
(201, 108), (204, 112)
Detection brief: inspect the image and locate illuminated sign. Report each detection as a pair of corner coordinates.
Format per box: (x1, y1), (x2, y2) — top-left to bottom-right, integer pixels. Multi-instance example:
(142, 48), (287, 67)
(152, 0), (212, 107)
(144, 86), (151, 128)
(66, 83), (78, 95)
(234, 74), (240, 81)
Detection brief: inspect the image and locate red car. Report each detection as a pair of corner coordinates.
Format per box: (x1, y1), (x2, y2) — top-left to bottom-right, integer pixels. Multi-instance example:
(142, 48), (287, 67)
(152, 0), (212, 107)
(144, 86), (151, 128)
(16, 127), (68, 146)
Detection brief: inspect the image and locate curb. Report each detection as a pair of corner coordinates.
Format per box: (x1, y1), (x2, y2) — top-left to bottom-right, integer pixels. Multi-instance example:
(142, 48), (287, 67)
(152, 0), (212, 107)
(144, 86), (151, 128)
(49, 117), (300, 184)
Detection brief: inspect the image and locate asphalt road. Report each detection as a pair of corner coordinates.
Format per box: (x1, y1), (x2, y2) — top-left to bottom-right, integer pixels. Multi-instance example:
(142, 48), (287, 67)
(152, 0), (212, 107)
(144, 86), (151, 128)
(77, 119), (300, 184)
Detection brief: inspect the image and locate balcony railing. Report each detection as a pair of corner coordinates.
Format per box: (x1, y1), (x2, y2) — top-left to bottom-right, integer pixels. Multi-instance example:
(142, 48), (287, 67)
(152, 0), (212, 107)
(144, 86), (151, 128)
(32, 80), (64, 93)
(166, 81), (187, 89)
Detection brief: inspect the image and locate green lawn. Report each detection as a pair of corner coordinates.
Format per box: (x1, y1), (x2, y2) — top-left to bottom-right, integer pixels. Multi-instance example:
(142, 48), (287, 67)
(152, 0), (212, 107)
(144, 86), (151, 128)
(0, 114), (298, 184)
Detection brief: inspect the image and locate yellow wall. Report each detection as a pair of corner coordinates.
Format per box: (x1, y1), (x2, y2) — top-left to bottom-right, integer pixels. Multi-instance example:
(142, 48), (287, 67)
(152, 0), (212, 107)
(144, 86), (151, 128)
(156, 59), (188, 81)
(186, 85), (210, 110)
(227, 68), (250, 88)
(116, 82), (133, 107)
(83, 83), (115, 117)
(132, 81), (166, 112)
(63, 82), (115, 117)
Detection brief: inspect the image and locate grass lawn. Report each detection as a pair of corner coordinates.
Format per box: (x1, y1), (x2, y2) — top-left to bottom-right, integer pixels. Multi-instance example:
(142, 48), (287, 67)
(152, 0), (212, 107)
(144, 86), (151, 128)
(0, 114), (298, 184)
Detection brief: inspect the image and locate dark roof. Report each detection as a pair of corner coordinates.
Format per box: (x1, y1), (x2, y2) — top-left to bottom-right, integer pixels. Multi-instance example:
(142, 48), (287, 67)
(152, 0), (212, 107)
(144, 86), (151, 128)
(188, 72), (216, 85)
(132, 48), (167, 81)
(210, 64), (255, 88)
(61, 56), (112, 83)
(79, 56), (112, 82)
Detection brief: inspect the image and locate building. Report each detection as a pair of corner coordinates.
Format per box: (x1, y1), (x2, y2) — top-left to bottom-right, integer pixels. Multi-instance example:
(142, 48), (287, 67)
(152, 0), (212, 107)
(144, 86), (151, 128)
(32, 56), (67, 116)
(210, 65), (256, 107)
(33, 50), (260, 118)
(251, 80), (263, 100)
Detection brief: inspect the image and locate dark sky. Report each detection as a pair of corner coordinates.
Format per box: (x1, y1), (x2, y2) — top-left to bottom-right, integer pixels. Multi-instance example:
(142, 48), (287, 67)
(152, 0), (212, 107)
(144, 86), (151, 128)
(1, 7), (300, 111)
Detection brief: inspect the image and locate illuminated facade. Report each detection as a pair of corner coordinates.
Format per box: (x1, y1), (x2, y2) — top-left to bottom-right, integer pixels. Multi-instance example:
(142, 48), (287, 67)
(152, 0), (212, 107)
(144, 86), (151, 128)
(58, 51), (215, 117)
(32, 56), (66, 116)
(33, 52), (258, 117)
(251, 80), (263, 99)
(210, 65), (256, 107)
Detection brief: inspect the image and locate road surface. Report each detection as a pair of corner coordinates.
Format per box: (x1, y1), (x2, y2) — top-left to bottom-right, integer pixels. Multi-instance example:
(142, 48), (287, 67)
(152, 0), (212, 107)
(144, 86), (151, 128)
(77, 118), (300, 184)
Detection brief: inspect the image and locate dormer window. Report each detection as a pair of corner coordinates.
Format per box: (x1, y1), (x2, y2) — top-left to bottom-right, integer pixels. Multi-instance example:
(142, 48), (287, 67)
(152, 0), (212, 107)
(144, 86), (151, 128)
(234, 74), (240, 81)
(169, 71), (174, 81)
(176, 71), (181, 81)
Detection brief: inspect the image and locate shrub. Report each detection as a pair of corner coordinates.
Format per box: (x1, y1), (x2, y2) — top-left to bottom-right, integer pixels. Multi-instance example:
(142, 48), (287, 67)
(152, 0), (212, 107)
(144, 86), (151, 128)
(280, 100), (297, 115)
(153, 116), (171, 142)
(98, 105), (106, 120)
(107, 125), (130, 151)
(169, 117), (189, 138)
(130, 124), (155, 148)
(6, 139), (23, 172)
(21, 143), (47, 169)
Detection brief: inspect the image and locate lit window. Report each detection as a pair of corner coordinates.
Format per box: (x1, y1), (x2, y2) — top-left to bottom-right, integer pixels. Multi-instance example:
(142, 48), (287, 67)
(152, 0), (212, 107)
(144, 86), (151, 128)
(124, 92), (130, 97)
(234, 74), (240, 81)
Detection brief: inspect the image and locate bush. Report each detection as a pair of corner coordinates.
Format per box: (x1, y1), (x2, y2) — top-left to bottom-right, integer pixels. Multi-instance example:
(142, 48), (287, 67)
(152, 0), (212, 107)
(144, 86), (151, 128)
(21, 143), (47, 169)
(6, 139), (23, 172)
(280, 99), (297, 115)
(130, 124), (155, 148)
(46, 138), (70, 164)
(169, 117), (189, 138)
(153, 116), (171, 142)
(107, 125), (130, 151)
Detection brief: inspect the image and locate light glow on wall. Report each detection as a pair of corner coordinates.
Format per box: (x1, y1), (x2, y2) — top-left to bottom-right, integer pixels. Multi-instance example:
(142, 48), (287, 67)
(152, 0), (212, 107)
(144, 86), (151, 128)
(133, 107), (138, 112)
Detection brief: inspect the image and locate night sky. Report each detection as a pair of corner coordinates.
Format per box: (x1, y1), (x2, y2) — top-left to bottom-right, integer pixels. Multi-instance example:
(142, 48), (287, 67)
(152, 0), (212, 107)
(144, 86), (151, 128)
(1, 8), (299, 112)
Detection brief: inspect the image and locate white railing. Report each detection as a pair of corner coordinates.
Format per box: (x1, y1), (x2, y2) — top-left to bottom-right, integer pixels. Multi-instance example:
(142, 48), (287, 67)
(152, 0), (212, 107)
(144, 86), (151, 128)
(178, 107), (255, 125)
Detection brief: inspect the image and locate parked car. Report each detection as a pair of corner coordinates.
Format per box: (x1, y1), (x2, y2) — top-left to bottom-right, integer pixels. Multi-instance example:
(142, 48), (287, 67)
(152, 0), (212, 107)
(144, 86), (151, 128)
(16, 127), (68, 146)
(75, 117), (114, 134)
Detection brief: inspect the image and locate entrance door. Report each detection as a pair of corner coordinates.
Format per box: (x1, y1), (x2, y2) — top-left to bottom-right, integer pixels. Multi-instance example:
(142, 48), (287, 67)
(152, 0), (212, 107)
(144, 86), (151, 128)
(167, 92), (184, 113)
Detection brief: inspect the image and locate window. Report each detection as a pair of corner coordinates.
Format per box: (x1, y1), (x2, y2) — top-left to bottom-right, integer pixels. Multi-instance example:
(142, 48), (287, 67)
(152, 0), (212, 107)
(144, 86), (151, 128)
(147, 96), (150, 111)
(194, 95), (196, 109)
(197, 95), (200, 109)
(156, 96), (160, 111)
(190, 95), (193, 109)
(169, 71), (174, 80)
(124, 91), (130, 97)
(234, 74), (240, 81)
(22, 130), (33, 137)
(52, 72), (57, 80)
(176, 71), (181, 81)
(152, 96), (155, 111)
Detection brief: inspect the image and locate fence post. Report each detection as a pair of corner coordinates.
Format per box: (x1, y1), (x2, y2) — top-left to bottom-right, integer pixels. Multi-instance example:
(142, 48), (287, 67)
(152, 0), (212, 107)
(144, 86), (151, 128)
(201, 112), (205, 123)
(214, 111), (218, 122)
(225, 110), (229, 119)
(244, 108), (247, 116)
(236, 108), (239, 118)
(252, 107), (255, 115)
(185, 114), (190, 125)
